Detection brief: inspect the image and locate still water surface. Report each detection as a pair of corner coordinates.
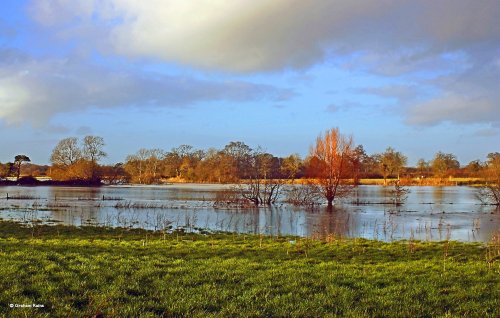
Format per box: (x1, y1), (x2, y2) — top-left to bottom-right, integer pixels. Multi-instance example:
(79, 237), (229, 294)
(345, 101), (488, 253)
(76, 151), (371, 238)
(0, 184), (498, 242)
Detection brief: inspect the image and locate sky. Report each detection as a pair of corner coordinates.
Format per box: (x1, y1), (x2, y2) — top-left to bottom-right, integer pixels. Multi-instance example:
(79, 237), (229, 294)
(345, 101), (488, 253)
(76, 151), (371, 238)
(0, 0), (499, 166)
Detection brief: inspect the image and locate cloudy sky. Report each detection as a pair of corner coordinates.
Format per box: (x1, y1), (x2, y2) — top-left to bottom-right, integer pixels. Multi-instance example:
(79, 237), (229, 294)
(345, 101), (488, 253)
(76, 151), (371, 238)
(1, 0), (499, 165)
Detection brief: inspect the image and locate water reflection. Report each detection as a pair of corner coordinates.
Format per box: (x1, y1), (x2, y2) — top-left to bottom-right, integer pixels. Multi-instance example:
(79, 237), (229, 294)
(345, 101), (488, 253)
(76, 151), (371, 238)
(432, 186), (445, 204)
(0, 185), (498, 242)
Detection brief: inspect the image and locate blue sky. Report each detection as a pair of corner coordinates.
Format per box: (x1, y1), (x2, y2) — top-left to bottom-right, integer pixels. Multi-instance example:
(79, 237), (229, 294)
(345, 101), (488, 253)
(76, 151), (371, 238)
(1, 0), (499, 165)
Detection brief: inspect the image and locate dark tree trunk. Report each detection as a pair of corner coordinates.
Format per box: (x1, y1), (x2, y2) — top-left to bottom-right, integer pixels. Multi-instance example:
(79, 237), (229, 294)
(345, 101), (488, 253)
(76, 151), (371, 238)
(16, 163), (21, 181)
(327, 199), (333, 208)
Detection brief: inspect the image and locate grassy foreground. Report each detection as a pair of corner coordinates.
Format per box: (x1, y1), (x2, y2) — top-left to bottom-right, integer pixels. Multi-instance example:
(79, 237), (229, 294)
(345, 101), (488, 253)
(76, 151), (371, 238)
(0, 222), (498, 318)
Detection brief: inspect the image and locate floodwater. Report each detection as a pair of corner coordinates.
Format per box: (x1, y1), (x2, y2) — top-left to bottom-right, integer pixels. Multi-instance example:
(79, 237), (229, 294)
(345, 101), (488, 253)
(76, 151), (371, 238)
(0, 184), (498, 242)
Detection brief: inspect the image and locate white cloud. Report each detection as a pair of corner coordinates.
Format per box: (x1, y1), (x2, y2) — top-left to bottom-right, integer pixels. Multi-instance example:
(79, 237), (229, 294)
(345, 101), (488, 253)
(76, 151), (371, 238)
(28, 0), (500, 72)
(404, 52), (500, 126)
(359, 85), (419, 103)
(23, 0), (500, 127)
(0, 57), (293, 125)
(406, 94), (498, 126)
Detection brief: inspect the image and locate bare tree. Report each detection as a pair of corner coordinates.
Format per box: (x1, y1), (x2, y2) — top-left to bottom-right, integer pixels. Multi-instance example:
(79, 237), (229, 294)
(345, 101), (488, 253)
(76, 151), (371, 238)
(82, 136), (107, 182)
(284, 184), (322, 207)
(146, 148), (164, 183)
(307, 127), (354, 209)
(50, 137), (81, 167)
(48, 136), (105, 182)
(257, 152), (284, 205)
(125, 148), (150, 184)
(476, 152), (500, 206)
(83, 136), (107, 163)
(237, 149), (285, 206)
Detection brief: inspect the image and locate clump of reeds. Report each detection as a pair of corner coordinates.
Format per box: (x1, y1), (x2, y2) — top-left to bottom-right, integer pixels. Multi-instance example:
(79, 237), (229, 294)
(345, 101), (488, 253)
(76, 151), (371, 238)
(283, 185), (322, 209)
(114, 201), (171, 209)
(77, 196), (124, 201)
(486, 230), (500, 270)
(77, 197), (97, 201)
(46, 202), (72, 208)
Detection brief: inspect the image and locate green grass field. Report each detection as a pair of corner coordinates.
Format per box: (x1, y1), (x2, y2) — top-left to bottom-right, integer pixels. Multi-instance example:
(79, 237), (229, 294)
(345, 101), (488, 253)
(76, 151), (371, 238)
(0, 221), (498, 317)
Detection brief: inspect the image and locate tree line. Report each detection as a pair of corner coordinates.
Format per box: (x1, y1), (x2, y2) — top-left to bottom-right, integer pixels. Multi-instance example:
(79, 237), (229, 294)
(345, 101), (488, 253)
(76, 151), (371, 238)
(0, 130), (498, 206)
(0, 134), (498, 186)
(121, 143), (497, 186)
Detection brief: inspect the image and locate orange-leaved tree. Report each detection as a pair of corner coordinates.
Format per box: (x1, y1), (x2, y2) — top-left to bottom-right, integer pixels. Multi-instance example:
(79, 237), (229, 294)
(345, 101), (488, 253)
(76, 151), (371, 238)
(307, 127), (354, 209)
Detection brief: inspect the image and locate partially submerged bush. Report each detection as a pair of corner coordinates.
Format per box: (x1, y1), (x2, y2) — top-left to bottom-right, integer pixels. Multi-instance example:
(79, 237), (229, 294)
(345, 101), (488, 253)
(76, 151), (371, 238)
(476, 154), (500, 206)
(213, 188), (254, 208)
(476, 185), (500, 206)
(284, 184), (322, 207)
(388, 180), (410, 206)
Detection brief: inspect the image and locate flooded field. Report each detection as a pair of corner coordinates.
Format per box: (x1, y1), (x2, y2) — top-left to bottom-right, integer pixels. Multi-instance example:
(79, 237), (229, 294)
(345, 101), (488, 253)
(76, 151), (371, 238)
(0, 184), (498, 242)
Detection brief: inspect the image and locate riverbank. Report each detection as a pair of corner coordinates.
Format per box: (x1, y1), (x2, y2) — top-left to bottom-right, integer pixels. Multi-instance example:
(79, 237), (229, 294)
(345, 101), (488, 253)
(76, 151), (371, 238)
(0, 221), (498, 317)
(163, 177), (485, 186)
(1, 176), (485, 187)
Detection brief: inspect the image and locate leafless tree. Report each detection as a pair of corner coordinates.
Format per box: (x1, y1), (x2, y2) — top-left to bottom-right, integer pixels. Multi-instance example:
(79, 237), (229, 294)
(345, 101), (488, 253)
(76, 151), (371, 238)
(82, 136), (107, 181)
(147, 148), (164, 183)
(49, 136), (107, 182)
(476, 152), (500, 206)
(125, 148), (151, 184)
(237, 149), (285, 206)
(83, 136), (107, 163)
(284, 183), (322, 207)
(50, 137), (81, 167)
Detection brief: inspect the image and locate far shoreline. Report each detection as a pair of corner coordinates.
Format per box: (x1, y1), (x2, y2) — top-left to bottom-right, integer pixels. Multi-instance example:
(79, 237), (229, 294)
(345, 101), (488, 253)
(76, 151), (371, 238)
(0, 177), (486, 187)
